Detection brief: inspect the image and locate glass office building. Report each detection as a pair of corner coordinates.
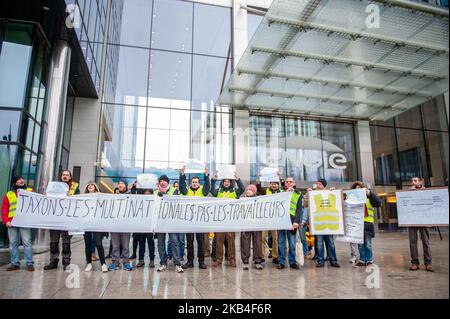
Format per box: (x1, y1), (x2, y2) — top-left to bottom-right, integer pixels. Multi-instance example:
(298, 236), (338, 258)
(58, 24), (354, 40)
(0, 0), (448, 246)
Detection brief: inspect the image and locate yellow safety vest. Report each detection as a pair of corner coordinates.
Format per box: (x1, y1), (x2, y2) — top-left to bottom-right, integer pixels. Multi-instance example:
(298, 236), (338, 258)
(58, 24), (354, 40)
(312, 193), (340, 231)
(187, 186), (204, 197)
(6, 188), (33, 218)
(69, 182), (79, 195)
(156, 187), (177, 196)
(217, 189), (237, 199)
(290, 191), (301, 217)
(365, 198), (374, 223)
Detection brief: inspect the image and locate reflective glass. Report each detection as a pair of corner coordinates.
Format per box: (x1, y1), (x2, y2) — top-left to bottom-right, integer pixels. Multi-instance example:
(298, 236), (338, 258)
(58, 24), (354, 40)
(396, 128), (428, 183)
(0, 111), (21, 142)
(422, 96), (449, 132)
(370, 125), (400, 185)
(425, 131), (449, 186)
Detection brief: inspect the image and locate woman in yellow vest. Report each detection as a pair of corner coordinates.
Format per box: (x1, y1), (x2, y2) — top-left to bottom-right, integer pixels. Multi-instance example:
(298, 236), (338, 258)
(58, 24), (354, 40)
(351, 181), (381, 267)
(179, 166), (210, 270)
(1, 175), (34, 271)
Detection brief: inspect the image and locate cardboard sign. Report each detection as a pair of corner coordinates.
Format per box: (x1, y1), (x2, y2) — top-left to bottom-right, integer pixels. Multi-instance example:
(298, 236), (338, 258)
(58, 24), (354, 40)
(184, 158), (206, 174)
(259, 167), (280, 183)
(46, 182), (69, 197)
(308, 189), (345, 235)
(136, 174), (158, 189)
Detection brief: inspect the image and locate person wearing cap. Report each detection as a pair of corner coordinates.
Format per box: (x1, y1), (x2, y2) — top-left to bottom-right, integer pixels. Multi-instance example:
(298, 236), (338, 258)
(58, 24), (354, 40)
(154, 175), (185, 273)
(44, 170), (80, 271)
(256, 171), (284, 265)
(303, 178), (341, 268)
(240, 184), (264, 270)
(179, 166), (211, 270)
(2, 175), (35, 271)
(210, 172), (245, 268)
(277, 177), (303, 270)
(108, 180), (133, 271)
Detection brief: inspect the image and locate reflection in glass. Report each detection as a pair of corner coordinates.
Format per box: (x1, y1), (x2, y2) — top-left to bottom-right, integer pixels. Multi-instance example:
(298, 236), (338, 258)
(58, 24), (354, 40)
(0, 111), (21, 142)
(370, 126), (399, 185)
(396, 128), (427, 182)
(425, 131), (449, 186)
(193, 3), (231, 57)
(114, 0), (153, 47)
(151, 0), (193, 52)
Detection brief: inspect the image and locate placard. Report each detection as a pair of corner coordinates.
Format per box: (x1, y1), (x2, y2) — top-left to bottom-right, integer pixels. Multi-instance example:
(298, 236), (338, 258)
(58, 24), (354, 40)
(259, 167), (280, 183)
(216, 164), (236, 180)
(46, 182), (69, 197)
(136, 174), (158, 189)
(308, 189), (345, 235)
(184, 158), (206, 174)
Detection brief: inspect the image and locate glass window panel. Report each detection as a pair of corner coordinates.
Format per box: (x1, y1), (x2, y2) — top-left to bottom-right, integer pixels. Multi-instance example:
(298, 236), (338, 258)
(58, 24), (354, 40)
(193, 3), (231, 57)
(32, 124), (41, 153)
(425, 131), (449, 186)
(0, 145), (18, 198)
(0, 110), (21, 142)
(192, 55), (230, 111)
(169, 131), (190, 162)
(422, 96), (448, 132)
(247, 13), (263, 44)
(0, 25), (33, 108)
(147, 107), (170, 129)
(112, 46), (149, 105)
(148, 50), (191, 105)
(151, 0), (193, 52)
(370, 125), (400, 185)
(396, 128), (428, 183)
(24, 117), (34, 150)
(113, 0), (153, 47)
(145, 129), (169, 161)
(170, 109), (190, 131)
(394, 105), (423, 129)
(17, 149), (31, 180)
(320, 121), (357, 182)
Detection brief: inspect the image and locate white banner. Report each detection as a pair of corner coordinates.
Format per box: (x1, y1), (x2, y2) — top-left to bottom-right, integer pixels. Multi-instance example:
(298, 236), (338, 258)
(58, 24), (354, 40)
(396, 188), (449, 227)
(12, 190), (293, 233)
(216, 164), (236, 180)
(155, 192), (292, 233)
(308, 190), (345, 235)
(12, 190), (158, 233)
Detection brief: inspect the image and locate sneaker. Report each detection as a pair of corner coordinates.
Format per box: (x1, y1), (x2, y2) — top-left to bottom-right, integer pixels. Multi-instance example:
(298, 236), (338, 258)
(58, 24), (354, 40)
(123, 263), (133, 271)
(349, 256), (357, 263)
(136, 260), (145, 268)
(330, 262), (341, 268)
(63, 264), (69, 271)
(311, 255), (318, 261)
(290, 263), (299, 270)
(105, 254), (112, 259)
(261, 258), (266, 263)
(243, 263), (249, 270)
(6, 264), (20, 271)
(199, 262), (207, 269)
(277, 264), (285, 270)
(108, 263), (119, 271)
(43, 262), (58, 270)
(26, 264), (35, 272)
(168, 256), (173, 261)
(316, 263), (325, 268)
(149, 260), (155, 268)
(84, 263), (93, 272)
(157, 264), (167, 272)
(272, 257), (278, 264)
(182, 261), (194, 269)
(129, 254), (137, 260)
(255, 264), (264, 270)
(409, 264), (419, 271)
(101, 264), (108, 273)
(175, 265), (184, 273)
(425, 264), (434, 272)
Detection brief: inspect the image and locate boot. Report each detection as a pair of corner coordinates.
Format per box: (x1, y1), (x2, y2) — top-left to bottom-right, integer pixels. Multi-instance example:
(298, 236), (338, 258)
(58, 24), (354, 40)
(44, 260), (59, 270)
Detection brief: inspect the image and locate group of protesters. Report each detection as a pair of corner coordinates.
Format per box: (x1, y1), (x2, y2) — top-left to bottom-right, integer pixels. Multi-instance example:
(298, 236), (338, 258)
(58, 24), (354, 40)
(2, 168), (434, 273)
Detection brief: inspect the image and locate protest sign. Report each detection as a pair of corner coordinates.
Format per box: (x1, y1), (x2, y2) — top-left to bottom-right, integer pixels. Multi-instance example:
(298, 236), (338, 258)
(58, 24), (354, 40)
(184, 158), (206, 174)
(46, 182), (69, 197)
(136, 174), (158, 189)
(259, 167), (280, 183)
(396, 188), (449, 227)
(216, 164), (236, 180)
(308, 189), (345, 235)
(337, 188), (366, 243)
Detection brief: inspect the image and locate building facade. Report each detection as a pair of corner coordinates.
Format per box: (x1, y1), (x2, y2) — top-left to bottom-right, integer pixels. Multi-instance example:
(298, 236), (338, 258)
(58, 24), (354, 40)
(0, 0), (448, 247)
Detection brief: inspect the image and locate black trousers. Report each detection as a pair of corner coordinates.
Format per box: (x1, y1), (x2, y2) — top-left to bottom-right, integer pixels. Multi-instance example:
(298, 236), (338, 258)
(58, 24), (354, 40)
(138, 233), (155, 261)
(186, 233), (205, 262)
(84, 232), (106, 264)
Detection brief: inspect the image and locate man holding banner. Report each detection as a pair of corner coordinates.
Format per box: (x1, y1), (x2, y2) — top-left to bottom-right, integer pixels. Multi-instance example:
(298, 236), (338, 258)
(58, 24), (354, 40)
(2, 175), (35, 271)
(210, 172), (245, 268)
(179, 166), (211, 270)
(44, 170), (79, 271)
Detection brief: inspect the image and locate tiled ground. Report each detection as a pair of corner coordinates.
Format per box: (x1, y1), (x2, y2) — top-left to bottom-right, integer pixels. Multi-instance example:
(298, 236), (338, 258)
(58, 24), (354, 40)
(0, 232), (448, 299)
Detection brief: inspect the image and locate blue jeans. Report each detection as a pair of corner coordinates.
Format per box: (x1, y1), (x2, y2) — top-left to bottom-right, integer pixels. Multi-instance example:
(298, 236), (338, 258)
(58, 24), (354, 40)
(298, 225), (309, 256)
(316, 235), (337, 264)
(358, 233), (373, 263)
(8, 227), (34, 266)
(167, 233), (185, 258)
(157, 233), (183, 266)
(277, 230), (297, 265)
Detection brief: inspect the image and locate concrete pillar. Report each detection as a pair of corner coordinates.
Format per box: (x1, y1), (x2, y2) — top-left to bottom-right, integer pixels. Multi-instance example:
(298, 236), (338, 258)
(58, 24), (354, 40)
(355, 120), (375, 187)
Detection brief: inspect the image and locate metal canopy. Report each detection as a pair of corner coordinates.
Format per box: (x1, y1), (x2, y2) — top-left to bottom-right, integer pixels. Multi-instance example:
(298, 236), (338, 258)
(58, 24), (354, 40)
(218, 0), (449, 121)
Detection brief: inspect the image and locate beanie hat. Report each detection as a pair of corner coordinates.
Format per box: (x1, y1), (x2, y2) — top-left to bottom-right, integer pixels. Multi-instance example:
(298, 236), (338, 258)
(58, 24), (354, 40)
(245, 184), (257, 196)
(158, 175), (170, 184)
